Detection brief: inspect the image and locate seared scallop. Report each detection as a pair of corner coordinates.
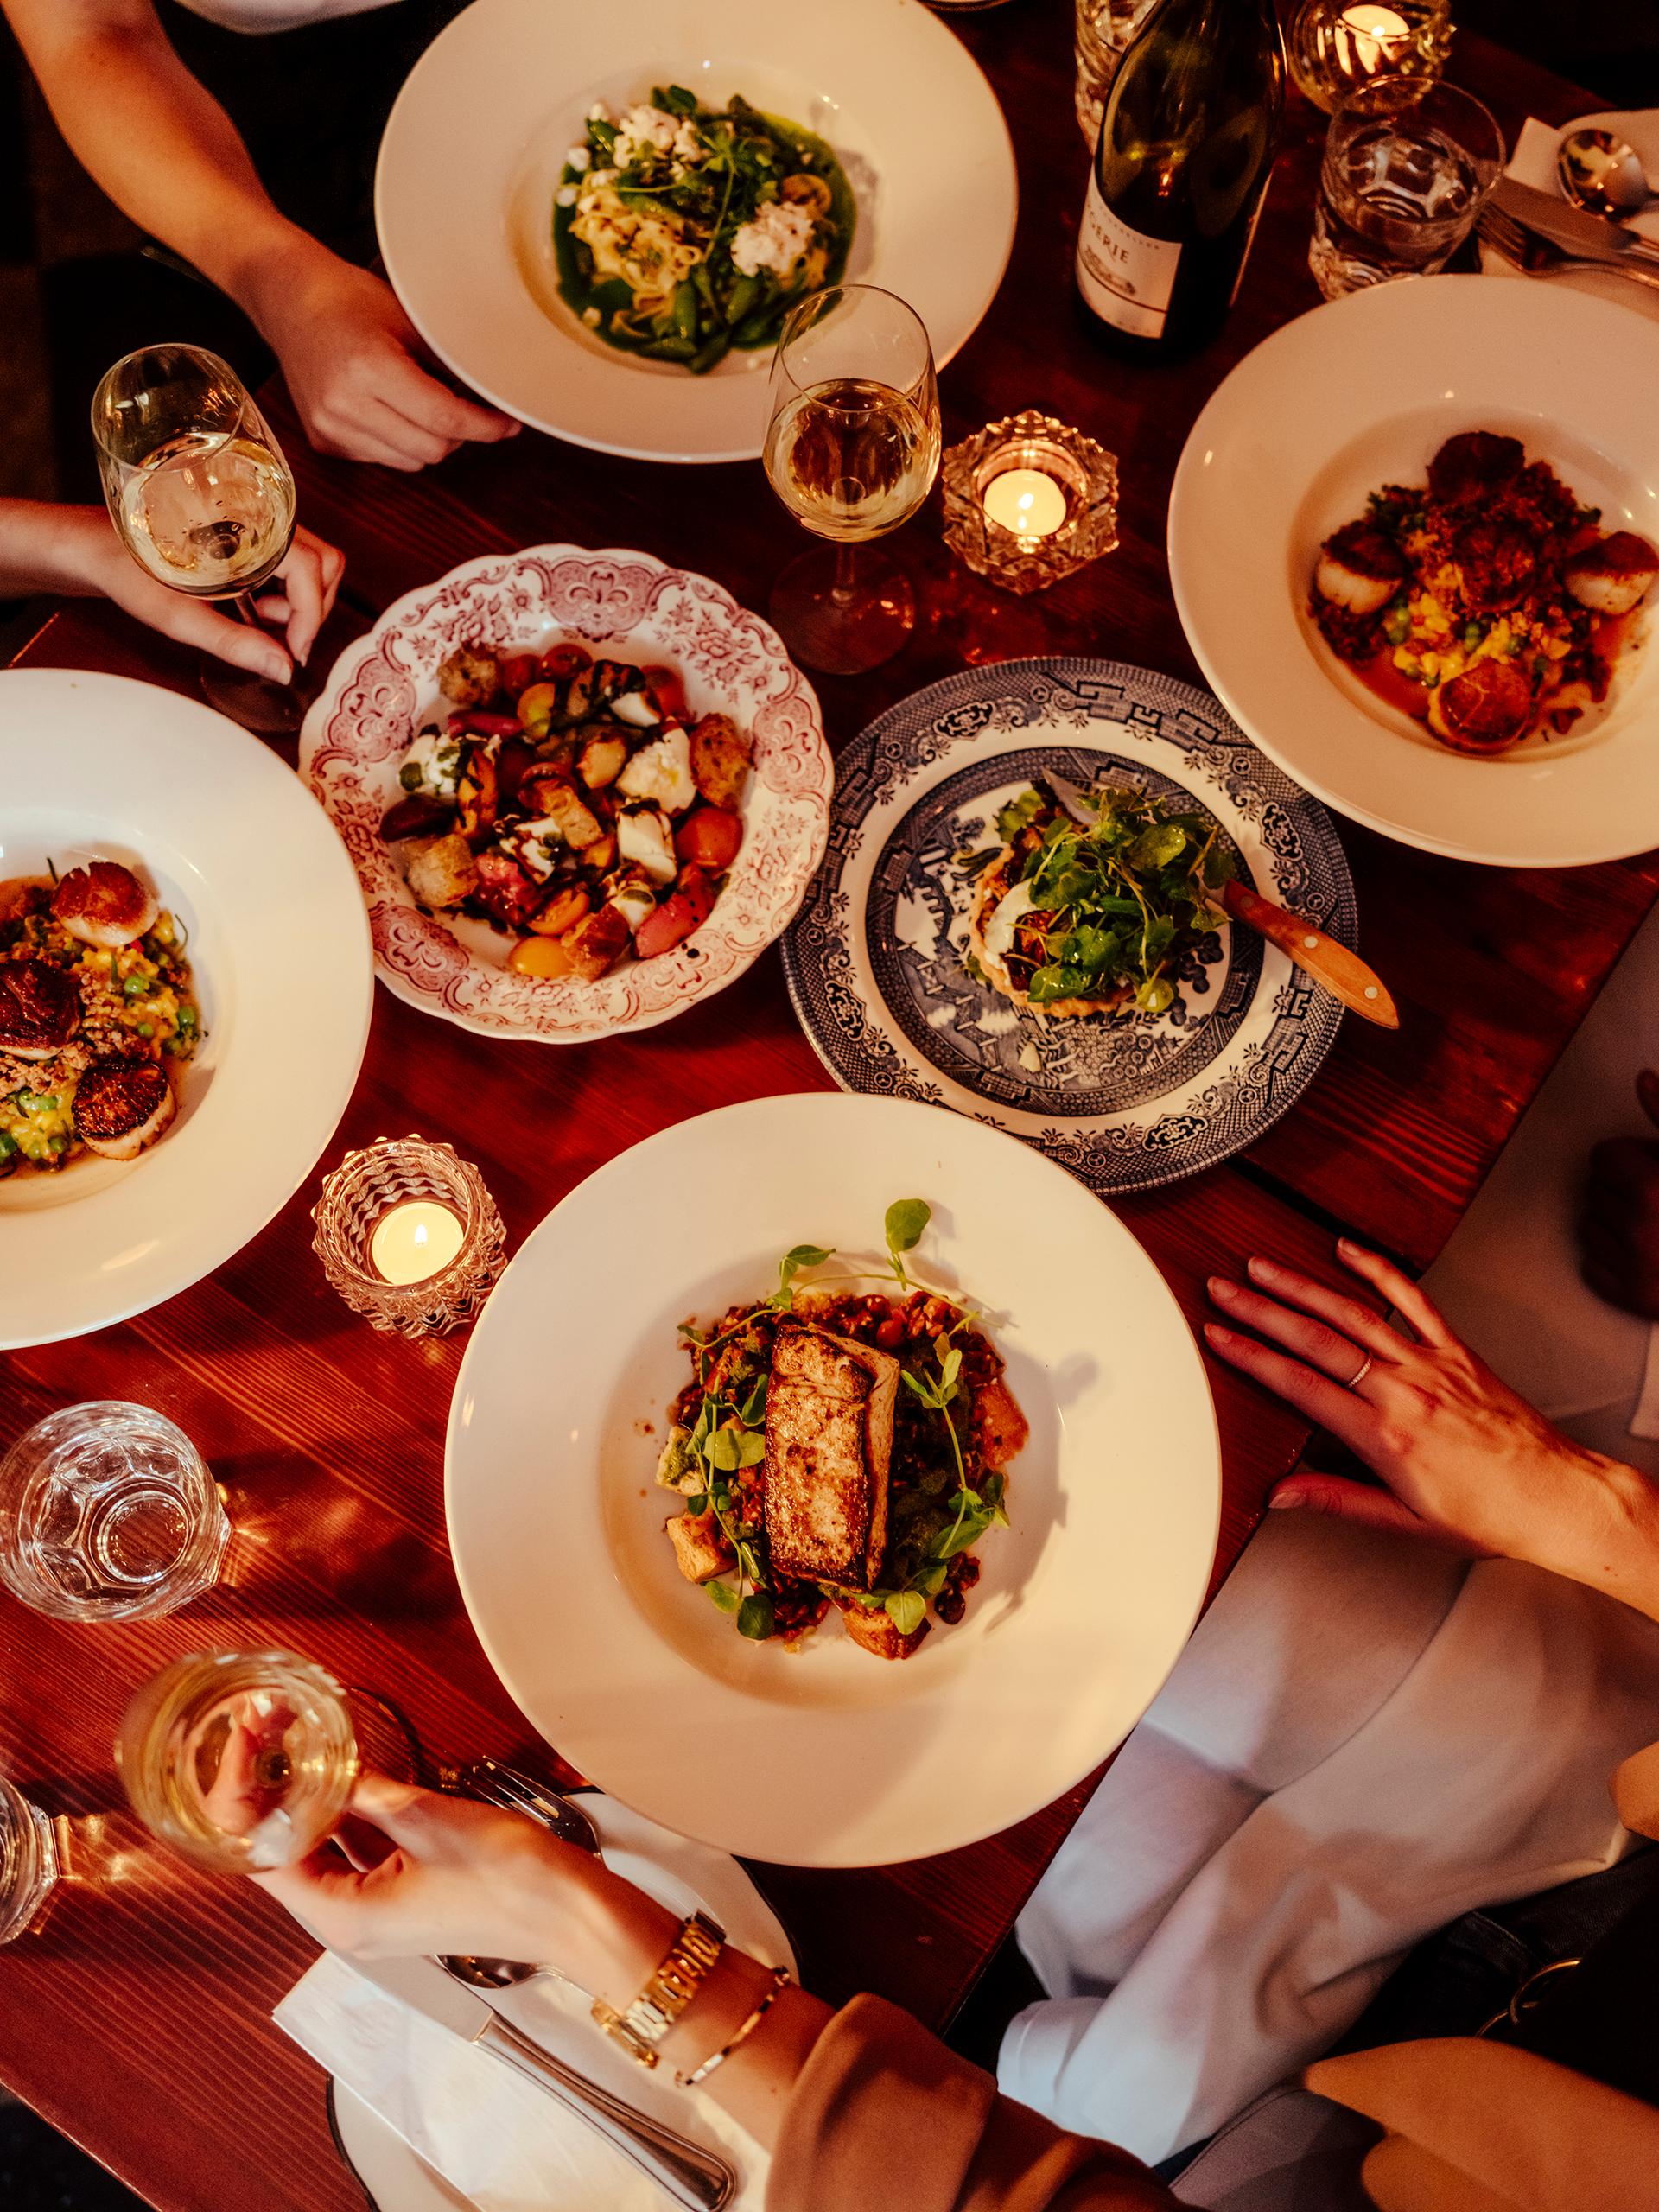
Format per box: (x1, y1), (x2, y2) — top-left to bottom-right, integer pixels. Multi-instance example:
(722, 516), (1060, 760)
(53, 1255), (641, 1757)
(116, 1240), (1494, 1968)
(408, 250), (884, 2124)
(0, 957), (81, 1058)
(50, 861), (158, 950)
(1427, 660), (1535, 753)
(1313, 522), (1407, 616)
(1564, 531), (1659, 619)
(73, 1056), (175, 1160)
(1427, 431), (1524, 506)
(1453, 518), (1538, 614)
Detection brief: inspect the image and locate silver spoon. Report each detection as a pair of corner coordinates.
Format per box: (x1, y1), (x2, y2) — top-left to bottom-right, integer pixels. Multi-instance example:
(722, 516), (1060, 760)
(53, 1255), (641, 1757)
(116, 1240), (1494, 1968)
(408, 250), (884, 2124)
(436, 1758), (601, 1991)
(1557, 128), (1656, 219)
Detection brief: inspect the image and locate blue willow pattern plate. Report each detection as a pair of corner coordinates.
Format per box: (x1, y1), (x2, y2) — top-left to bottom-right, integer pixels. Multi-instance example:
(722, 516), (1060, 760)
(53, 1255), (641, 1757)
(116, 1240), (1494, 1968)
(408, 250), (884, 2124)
(780, 659), (1357, 1194)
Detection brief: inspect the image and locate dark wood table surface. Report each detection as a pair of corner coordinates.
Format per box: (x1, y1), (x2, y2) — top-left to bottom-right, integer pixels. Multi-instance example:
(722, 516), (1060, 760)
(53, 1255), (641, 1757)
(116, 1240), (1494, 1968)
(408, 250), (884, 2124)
(3, 12), (1656, 2211)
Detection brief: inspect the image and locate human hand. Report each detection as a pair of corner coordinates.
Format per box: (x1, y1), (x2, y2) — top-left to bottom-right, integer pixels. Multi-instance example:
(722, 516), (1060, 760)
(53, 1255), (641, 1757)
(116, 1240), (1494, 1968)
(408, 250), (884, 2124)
(1204, 1240), (1659, 1613)
(247, 243), (519, 471)
(1580, 1071), (1659, 1319)
(61, 505), (343, 682)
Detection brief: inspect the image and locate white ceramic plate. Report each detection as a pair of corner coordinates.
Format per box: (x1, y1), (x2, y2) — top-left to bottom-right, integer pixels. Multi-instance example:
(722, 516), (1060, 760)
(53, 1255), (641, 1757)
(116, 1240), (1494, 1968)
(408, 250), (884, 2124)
(447, 1094), (1221, 1867)
(0, 669), (372, 1349)
(374, 0), (1018, 462)
(301, 545), (831, 1044)
(1168, 275), (1659, 868)
(328, 1793), (794, 2212)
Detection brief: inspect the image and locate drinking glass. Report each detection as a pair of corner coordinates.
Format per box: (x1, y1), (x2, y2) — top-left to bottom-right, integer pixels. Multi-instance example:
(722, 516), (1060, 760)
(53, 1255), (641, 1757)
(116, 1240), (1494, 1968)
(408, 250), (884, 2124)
(116, 1649), (359, 1874)
(1309, 79), (1503, 299)
(762, 285), (943, 677)
(0, 1776), (58, 1943)
(1076, 0), (1160, 144)
(91, 343), (303, 735)
(0, 1401), (229, 1623)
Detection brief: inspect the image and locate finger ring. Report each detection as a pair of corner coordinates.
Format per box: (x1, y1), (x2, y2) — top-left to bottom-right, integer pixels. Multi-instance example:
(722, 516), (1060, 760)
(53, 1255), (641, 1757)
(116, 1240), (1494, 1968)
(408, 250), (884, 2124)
(1348, 1352), (1374, 1389)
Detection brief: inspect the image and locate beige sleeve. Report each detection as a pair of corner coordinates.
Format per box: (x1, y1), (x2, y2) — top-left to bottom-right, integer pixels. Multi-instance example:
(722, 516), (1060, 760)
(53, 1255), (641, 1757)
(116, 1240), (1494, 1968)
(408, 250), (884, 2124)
(767, 1994), (1175, 2212)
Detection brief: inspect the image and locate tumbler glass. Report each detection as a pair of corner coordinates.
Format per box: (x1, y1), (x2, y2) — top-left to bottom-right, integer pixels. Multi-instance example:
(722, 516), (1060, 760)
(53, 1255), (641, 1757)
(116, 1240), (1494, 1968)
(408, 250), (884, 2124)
(1309, 78), (1503, 298)
(0, 1776), (58, 1943)
(0, 1402), (229, 1623)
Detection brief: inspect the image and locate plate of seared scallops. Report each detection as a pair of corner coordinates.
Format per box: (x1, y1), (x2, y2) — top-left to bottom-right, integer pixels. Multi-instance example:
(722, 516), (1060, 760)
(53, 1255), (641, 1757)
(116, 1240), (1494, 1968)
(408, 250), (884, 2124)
(780, 658), (1355, 1196)
(302, 543), (830, 1041)
(446, 1093), (1223, 1866)
(0, 669), (372, 1348)
(1169, 276), (1659, 868)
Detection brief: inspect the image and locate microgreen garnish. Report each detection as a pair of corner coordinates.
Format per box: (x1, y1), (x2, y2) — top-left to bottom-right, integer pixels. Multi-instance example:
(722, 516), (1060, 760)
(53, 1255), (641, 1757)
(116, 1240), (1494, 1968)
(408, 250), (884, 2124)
(884, 1199), (930, 1291)
(771, 1243), (834, 1311)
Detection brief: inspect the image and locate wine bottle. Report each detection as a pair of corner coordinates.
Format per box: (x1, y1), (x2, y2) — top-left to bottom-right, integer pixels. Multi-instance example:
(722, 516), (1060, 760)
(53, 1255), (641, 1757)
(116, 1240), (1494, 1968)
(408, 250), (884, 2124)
(1075, 0), (1286, 356)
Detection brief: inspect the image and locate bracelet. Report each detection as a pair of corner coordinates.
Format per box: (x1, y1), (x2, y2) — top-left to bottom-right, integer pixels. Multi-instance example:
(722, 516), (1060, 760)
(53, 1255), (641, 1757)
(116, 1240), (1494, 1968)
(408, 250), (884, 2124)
(676, 1964), (792, 2089)
(591, 1910), (725, 2069)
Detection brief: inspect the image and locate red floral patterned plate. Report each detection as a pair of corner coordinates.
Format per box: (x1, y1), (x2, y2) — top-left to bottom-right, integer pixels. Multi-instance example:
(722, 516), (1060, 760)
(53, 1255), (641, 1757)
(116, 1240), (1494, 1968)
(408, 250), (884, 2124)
(301, 545), (830, 1042)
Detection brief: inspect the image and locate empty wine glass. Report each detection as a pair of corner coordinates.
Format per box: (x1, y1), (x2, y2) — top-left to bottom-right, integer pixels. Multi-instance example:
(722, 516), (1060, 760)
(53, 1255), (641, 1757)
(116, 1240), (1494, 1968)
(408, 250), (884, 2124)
(91, 343), (302, 734)
(116, 1649), (359, 1874)
(762, 285), (943, 677)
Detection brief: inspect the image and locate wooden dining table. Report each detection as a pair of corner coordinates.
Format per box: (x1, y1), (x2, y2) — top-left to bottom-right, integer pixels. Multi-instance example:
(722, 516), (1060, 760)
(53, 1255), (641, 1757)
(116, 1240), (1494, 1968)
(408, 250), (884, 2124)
(3, 9), (1656, 2209)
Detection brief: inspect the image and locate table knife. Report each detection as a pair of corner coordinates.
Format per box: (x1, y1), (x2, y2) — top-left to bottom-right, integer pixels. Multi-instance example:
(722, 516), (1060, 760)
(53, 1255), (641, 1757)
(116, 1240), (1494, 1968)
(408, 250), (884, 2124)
(1033, 769), (1399, 1027)
(1491, 176), (1659, 268)
(348, 1953), (736, 2211)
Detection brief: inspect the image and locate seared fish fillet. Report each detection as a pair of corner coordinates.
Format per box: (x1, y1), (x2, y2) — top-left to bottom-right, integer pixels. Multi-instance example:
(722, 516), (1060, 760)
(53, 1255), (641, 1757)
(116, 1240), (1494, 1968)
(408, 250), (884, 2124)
(763, 1327), (899, 1590)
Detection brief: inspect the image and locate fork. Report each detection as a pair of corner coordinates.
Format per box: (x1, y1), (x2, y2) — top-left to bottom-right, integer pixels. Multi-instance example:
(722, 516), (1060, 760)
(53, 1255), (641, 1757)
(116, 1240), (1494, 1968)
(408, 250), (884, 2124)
(1478, 204), (1659, 295)
(437, 1758), (601, 1990)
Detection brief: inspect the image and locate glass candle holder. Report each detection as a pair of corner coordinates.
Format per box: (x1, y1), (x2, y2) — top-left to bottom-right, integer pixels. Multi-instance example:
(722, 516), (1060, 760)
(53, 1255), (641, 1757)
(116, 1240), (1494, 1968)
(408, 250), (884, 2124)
(0, 1776), (59, 1943)
(312, 1135), (506, 1338)
(1287, 0), (1452, 113)
(941, 411), (1119, 596)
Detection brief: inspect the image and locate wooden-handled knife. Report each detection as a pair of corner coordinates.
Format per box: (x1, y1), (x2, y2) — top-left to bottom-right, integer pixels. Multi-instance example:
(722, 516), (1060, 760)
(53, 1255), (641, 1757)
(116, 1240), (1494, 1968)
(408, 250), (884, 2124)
(1221, 877), (1398, 1028)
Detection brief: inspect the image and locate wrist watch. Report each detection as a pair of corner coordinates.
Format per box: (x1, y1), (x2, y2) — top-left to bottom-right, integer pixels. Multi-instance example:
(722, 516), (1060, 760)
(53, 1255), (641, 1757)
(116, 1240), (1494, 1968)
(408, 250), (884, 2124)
(591, 1909), (726, 2068)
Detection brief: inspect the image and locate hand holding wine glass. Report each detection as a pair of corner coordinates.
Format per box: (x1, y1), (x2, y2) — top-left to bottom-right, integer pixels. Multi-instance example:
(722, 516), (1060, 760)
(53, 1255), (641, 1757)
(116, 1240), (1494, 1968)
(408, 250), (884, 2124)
(91, 344), (319, 735)
(762, 285), (942, 676)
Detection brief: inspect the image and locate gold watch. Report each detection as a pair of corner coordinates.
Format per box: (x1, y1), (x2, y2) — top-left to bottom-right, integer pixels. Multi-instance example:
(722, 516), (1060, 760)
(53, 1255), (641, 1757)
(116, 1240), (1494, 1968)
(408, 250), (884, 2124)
(591, 1910), (726, 2068)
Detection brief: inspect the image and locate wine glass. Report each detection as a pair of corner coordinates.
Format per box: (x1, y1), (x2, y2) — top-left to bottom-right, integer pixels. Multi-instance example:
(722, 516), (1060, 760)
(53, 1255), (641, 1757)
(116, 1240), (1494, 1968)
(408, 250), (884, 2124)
(762, 286), (943, 677)
(91, 344), (302, 735)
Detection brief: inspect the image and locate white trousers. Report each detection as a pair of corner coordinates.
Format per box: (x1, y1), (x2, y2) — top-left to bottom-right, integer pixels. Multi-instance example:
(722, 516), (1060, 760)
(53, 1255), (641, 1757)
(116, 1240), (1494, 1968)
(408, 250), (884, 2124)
(1001, 900), (1659, 2165)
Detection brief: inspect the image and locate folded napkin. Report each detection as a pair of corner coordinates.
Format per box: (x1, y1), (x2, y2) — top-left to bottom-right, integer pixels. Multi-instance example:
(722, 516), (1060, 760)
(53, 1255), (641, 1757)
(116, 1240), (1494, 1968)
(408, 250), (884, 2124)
(276, 1795), (789, 2212)
(1482, 109), (1659, 322)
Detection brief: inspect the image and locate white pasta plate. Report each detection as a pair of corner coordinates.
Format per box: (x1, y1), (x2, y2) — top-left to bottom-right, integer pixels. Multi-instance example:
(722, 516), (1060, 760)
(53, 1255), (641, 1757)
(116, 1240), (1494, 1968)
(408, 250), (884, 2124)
(446, 1094), (1222, 1866)
(1169, 276), (1659, 867)
(374, 0), (1018, 462)
(0, 669), (372, 1349)
(300, 545), (832, 1044)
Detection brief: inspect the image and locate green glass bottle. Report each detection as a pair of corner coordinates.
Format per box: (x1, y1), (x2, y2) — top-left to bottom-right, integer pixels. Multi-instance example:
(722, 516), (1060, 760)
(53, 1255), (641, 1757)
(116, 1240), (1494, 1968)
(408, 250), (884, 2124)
(1076, 0), (1287, 356)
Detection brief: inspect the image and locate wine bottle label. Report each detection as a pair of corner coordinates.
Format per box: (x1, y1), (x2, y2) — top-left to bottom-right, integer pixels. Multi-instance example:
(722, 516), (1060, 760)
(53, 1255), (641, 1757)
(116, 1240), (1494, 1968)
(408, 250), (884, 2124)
(1076, 174), (1179, 338)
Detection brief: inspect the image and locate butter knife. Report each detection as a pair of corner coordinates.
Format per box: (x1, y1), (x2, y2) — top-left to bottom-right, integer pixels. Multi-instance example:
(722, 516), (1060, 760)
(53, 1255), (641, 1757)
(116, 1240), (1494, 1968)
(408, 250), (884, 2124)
(348, 1953), (736, 2210)
(1034, 770), (1399, 1029)
(1491, 176), (1659, 269)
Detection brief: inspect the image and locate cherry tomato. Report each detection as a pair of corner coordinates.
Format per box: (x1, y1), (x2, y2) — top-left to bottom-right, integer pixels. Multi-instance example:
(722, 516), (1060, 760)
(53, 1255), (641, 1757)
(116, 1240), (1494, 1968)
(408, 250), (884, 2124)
(677, 864), (717, 927)
(497, 654), (539, 697)
(675, 805), (743, 872)
(640, 664), (689, 723)
(540, 644), (592, 680)
(632, 893), (698, 960)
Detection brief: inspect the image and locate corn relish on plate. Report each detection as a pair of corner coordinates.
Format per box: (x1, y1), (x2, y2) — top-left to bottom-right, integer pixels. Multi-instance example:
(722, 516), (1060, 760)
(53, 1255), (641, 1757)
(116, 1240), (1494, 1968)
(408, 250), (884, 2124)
(375, 0), (1018, 461)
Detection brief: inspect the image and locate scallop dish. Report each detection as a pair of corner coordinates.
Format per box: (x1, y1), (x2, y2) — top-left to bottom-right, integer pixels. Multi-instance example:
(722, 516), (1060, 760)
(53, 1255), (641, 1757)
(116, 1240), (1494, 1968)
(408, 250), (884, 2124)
(0, 861), (197, 1175)
(383, 640), (752, 982)
(1310, 430), (1657, 754)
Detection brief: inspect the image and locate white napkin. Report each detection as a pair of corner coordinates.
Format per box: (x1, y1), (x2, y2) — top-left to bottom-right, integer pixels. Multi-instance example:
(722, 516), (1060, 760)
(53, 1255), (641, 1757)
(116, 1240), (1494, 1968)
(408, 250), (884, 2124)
(275, 1796), (785, 2212)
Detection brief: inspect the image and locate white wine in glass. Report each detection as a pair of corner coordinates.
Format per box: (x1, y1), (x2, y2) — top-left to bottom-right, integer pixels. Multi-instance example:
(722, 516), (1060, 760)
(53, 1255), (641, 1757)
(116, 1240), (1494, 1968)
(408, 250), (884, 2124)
(763, 288), (942, 676)
(92, 345), (302, 734)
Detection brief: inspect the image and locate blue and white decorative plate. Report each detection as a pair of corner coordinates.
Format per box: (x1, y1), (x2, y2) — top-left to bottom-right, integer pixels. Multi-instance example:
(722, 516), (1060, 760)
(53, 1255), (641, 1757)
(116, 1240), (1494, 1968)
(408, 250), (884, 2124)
(780, 659), (1357, 1195)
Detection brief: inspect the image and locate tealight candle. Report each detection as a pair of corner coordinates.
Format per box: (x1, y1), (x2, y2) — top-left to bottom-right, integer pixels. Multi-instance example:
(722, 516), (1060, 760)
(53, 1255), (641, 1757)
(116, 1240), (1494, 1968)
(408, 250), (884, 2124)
(370, 1201), (464, 1286)
(982, 467), (1069, 541)
(1338, 1), (1408, 74)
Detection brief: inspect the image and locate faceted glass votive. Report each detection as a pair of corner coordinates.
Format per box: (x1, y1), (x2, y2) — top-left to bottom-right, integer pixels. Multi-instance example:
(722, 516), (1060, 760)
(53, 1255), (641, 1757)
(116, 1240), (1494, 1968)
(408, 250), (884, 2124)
(1287, 0), (1452, 114)
(312, 1135), (506, 1338)
(941, 411), (1119, 596)
(0, 1776), (59, 1943)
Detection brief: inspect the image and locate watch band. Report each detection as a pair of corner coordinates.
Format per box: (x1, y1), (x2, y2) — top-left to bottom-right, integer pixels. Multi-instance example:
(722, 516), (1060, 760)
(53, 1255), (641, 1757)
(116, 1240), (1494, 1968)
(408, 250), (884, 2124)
(592, 1910), (726, 2068)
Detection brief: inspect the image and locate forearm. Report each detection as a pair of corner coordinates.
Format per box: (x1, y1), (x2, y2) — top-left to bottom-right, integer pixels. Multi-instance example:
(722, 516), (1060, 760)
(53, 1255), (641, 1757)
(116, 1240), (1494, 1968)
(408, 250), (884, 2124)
(4, 2), (319, 317)
(0, 501), (122, 600)
(1566, 1450), (1659, 1624)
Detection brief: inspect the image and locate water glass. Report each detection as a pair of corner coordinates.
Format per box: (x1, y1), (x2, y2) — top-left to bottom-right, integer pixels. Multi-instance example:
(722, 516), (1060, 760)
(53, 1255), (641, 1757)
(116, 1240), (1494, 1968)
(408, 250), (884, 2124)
(1076, 0), (1160, 144)
(1309, 79), (1503, 299)
(116, 1649), (359, 1874)
(0, 1402), (229, 1623)
(0, 1776), (58, 1943)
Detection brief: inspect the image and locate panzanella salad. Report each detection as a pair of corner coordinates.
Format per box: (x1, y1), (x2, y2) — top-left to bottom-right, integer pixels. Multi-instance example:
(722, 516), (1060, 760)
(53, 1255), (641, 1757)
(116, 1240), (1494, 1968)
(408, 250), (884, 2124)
(960, 781), (1236, 1020)
(555, 84), (855, 373)
(657, 1202), (1027, 1661)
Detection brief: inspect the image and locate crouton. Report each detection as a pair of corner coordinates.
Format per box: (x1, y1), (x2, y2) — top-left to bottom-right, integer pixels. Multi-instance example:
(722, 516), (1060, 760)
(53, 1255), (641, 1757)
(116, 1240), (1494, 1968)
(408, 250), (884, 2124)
(563, 901), (632, 981)
(436, 645), (499, 708)
(404, 833), (479, 909)
(666, 1510), (734, 1585)
(840, 1601), (930, 1662)
(689, 714), (753, 811)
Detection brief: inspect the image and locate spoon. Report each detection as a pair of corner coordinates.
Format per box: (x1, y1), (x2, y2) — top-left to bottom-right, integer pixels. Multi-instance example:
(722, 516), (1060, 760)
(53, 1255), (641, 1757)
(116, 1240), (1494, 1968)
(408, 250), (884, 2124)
(1557, 128), (1656, 219)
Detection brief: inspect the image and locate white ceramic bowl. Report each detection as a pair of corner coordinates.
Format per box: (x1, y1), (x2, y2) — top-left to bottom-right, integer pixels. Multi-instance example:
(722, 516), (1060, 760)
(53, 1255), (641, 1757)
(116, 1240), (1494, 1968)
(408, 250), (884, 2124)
(301, 544), (831, 1044)
(374, 0), (1018, 461)
(446, 1094), (1222, 1866)
(0, 669), (372, 1349)
(1169, 276), (1659, 867)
